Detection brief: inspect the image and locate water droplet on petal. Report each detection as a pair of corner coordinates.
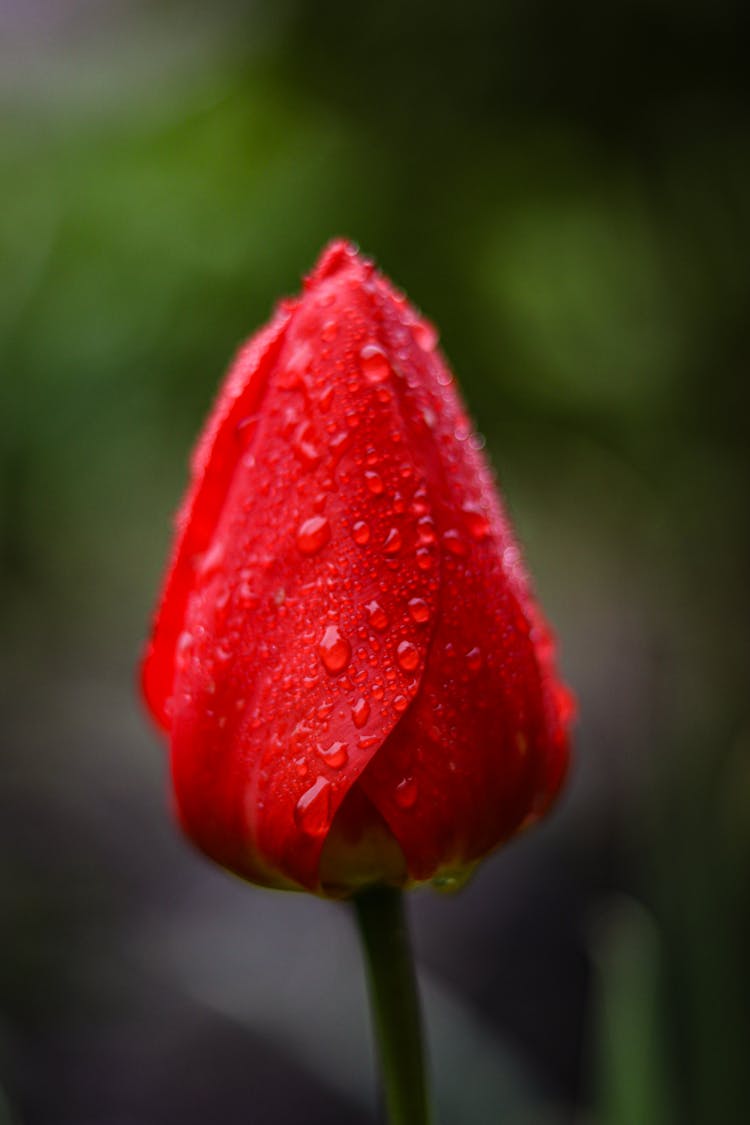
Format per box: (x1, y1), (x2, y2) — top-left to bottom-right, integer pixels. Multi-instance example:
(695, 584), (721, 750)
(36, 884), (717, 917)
(329, 430), (350, 463)
(366, 600), (390, 632)
(285, 341), (313, 384)
(416, 517), (436, 545)
(297, 515), (331, 555)
(235, 414), (258, 447)
(443, 529), (467, 557)
(358, 733), (380, 750)
(352, 520), (371, 545)
(365, 471), (384, 495)
(176, 630), (193, 670)
(463, 506), (490, 541)
(407, 597), (430, 624)
(396, 641), (419, 673)
(292, 421), (321, 469)
(383, 527), (402, 555)
(318, 625), (351, 674)
(416, 548), (434, 571)
(317, 740), (349, 768)
(466, 646), (482, 674)
(414, 319), (438, 352)
(319, 383), (335, 412)
(359, 343), (391, 384)
(352, 698), (370, 728)
(197, 541), (225, 582)
(295, 777), (332, 836)
(393, 694), (408, 713)
(395, 777), (418, 809)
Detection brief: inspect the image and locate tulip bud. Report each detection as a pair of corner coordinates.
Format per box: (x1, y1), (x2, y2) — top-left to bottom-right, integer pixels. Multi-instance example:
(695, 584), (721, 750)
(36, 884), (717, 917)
(142, 240), (573, 896)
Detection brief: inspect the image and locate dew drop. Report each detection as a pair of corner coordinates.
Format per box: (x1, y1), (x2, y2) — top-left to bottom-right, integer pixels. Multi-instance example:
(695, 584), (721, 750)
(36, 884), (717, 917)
(292, 421), (321, 469)
(365, 470), (384, 495)
(416, 517), (436, 545)
(382, 527), (402, 555)
(396, 641), (419, 673)
(297, 515), (331, 555)
(317, 740), (349, 769)
(318, 625), (351, 674)
(416, 548), (434, 571)
(321, 319), (338, 342)
(359, 343), (391, 384)
(466, 646), (482, 674)
(393, 694), (408, 713)
(443, 529), (467, 557)
(395, 777), (418, 809)
(366, 600), (390, 632)
(330, 430), (350, 463)
(357, 733), (380, 752)
(197, 541), (225, 582)
(235, 414), (258, 447)
(295, 777), (332, 836)
(464, 506), (490, 541)
(414, 319), (438, 352)
(352, 698), (370, 728)
(407, 597), (430, 624)
(319, 383), (334, 412)
(176, 630), (193, 661)
(352, 520), (371, 545)
(285, 341), (312, 383)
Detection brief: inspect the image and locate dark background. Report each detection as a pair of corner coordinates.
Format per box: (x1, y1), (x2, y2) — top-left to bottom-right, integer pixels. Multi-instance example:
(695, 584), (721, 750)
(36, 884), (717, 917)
(2, 1), (749, 1122)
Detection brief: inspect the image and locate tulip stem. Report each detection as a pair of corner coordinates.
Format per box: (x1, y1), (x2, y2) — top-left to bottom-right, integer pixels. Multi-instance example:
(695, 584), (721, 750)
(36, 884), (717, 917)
(353, 886), (432, 1125)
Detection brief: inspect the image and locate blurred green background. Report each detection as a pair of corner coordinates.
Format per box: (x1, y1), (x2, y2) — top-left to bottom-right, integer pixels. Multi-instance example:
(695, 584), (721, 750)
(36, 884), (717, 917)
(2, 1), (749, 1122)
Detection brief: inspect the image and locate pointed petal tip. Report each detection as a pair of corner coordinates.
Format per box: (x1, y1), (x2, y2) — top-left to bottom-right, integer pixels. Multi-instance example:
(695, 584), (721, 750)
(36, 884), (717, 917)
(305, 238), (369, 288)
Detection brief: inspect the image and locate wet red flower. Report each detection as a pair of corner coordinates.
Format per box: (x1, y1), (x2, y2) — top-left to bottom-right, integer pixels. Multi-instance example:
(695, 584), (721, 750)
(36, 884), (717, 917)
(142, 240), (573, 896)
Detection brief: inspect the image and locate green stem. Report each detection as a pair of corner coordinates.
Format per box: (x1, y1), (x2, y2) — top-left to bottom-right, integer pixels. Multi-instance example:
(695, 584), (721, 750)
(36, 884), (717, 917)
(353, 886), (433, 1125)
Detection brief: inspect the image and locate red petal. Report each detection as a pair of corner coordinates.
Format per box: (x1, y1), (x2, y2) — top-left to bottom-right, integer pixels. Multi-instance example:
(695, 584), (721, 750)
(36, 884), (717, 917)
(150, 243), (441, 889)
(352, 275), (571, 880)
(142, 307), (292, 731)
(143, 240), (573, 892)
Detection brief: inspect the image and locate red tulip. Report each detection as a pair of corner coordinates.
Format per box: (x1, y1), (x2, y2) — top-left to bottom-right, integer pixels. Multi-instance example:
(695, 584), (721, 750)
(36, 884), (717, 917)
(142, 240), (572, 896)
